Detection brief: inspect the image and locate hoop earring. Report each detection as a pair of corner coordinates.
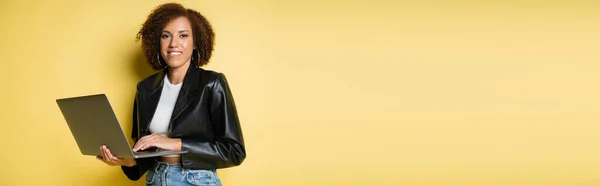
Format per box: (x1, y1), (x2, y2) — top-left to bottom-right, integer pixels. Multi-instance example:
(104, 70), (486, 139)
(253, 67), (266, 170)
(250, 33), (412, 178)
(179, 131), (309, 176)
(195, 49), (201, 63)
(157, 53), (166, 68)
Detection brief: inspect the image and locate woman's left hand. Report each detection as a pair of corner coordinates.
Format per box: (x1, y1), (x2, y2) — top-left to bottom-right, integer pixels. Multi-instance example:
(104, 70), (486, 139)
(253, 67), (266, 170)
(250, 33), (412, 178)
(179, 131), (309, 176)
(132, 133), (182, 152)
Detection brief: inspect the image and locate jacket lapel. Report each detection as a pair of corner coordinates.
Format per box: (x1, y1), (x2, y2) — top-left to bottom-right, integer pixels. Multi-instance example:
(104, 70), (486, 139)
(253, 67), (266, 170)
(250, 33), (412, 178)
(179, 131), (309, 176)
(169, 65), (199, 132)
(141, 69), (167, 135)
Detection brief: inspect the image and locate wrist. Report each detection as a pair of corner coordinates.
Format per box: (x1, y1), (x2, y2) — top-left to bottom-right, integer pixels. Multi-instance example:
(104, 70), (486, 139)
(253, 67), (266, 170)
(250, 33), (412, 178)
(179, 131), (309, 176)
(176, 138), (182, 151)
(127, 160), (137, 167)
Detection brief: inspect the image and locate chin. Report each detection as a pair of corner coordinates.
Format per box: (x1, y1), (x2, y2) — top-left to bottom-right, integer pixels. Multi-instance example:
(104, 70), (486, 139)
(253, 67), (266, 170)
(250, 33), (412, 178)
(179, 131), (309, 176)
(165, 60), (190, 68)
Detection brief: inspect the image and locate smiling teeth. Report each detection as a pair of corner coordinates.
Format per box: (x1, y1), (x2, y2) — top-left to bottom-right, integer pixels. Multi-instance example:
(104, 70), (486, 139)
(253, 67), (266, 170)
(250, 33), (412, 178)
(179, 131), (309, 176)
(169, 52), (182, 55)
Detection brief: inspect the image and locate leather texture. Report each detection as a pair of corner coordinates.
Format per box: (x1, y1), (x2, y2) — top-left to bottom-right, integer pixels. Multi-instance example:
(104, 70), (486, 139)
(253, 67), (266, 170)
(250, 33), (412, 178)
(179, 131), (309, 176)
(121, 64), (246, 181)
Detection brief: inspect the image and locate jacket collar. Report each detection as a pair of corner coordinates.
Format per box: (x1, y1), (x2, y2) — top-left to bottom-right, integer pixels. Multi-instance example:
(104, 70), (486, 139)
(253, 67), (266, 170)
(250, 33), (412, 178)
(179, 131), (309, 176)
(145, 64), (199, 94)
(142, 64), (199, 134)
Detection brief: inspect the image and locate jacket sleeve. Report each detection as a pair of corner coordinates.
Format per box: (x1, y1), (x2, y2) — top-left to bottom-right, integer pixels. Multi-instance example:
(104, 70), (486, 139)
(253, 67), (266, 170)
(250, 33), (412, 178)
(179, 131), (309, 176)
(181, 73), (246, 169)
(121, 92), (156, 181)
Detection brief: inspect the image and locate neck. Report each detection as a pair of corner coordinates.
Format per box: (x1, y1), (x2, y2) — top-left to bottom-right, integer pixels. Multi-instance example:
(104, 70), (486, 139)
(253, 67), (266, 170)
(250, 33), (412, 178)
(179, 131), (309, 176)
(167, 61), (191, 85)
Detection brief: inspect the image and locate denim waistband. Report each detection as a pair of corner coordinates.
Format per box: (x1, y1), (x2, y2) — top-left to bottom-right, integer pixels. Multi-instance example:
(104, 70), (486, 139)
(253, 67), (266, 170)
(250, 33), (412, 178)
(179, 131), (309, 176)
(155, 160), (181, 166)
(152, 160), (216, 174)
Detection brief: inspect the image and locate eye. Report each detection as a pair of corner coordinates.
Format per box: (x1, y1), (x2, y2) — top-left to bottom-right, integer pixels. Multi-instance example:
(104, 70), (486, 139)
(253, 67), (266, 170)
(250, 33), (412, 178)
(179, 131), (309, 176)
(161, 34), (170, 39)
(180, 34), (188, 38)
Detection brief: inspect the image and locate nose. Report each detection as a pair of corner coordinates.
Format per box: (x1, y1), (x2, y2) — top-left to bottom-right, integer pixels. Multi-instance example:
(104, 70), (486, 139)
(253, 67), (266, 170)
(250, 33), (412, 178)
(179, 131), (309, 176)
(169, 37), (179, 48)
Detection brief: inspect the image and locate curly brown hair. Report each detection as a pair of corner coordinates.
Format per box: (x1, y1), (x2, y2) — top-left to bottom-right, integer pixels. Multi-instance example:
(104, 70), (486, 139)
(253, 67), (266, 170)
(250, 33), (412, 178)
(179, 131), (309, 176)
(136, 3), (215, 70)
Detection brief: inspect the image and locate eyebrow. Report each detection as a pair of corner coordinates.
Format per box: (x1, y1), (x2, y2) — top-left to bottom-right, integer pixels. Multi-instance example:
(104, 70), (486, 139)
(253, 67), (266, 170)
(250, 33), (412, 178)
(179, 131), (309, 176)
(162, 30), (190, 34)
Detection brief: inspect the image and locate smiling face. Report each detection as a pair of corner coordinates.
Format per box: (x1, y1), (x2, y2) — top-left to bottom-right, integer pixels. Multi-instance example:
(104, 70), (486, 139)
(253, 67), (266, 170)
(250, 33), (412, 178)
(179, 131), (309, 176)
(160, 16), (195, 69)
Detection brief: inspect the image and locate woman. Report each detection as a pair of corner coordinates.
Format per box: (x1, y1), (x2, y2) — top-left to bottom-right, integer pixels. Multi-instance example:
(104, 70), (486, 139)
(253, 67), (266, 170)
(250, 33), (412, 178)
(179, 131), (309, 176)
(96, 3), (246, 186)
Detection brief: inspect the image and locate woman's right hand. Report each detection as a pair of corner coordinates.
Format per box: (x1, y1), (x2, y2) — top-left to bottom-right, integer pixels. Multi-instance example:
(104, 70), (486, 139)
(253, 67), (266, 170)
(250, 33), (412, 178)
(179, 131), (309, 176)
(96, 145), (136, 167)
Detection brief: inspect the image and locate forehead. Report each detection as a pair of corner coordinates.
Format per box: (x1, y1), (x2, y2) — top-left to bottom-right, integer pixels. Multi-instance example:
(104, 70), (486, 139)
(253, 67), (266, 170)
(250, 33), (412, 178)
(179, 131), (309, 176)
(163, 16), (191, 31)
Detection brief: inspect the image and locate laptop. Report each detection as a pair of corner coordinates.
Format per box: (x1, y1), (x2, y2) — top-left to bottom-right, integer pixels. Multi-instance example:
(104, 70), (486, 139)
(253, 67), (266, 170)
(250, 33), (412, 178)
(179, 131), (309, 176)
(56, 94), (187, 159)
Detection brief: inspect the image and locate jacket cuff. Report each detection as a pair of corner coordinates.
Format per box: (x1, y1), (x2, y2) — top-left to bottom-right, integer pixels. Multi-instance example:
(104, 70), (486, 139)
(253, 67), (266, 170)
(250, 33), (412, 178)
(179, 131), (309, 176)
(121, 158), (156, 181)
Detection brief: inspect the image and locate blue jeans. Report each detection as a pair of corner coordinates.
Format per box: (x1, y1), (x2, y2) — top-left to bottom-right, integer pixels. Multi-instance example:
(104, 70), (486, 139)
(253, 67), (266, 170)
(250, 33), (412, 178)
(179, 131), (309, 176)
(146, 161), (222, 186)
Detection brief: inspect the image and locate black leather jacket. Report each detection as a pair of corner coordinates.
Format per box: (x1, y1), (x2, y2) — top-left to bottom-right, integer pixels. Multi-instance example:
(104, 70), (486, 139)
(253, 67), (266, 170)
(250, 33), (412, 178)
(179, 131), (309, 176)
(121, 64), (246, 180)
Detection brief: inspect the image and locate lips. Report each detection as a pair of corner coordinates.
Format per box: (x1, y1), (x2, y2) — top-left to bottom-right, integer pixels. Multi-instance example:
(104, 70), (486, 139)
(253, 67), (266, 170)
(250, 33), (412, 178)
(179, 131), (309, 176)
(167, 51), (182, 57)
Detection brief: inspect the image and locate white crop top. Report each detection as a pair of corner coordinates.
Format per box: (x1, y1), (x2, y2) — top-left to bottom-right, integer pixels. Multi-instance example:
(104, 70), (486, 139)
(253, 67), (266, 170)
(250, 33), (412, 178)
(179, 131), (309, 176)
(148, 75), (182, 156)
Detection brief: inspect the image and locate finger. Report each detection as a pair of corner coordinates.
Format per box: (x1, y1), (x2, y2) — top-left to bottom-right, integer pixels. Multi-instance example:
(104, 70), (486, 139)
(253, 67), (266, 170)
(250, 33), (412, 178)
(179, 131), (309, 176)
(135, 142), (149, 151)
(106, 148), (116, 161)
(133, 141), (146, 151)
(106, 149), (120, 166)
(99, 146), (103, 159)
(110, 150), (120, 161)
(140, 135), (170, 151)
(103, 146), (118, 166)
(98, 147), (105, 162)
(134, 137), (156, 151)
(135, 134), (164, 151)
(133, 137), (151, 151)
(102, 146), (111, 164)
(98, 149), (113, 166)
(133, 141), (143, 151)
(138, 134), (156, 142)
(139, 140), (157, 151)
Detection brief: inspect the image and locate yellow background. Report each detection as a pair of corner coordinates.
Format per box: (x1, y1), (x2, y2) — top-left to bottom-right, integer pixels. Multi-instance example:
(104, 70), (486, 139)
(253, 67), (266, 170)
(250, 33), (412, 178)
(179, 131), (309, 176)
(1, 0), (599, 185)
